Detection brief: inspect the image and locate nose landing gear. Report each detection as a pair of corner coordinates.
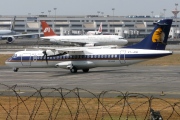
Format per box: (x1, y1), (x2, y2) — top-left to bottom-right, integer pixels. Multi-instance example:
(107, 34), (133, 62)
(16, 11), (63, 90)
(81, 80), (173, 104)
(70, 67), (77, 73)
(13, 68), (19, 72)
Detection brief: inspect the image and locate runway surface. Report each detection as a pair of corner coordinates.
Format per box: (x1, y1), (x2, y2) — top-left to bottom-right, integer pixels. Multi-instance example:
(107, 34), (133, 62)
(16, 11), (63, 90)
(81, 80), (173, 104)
(0, 65), (180, 98)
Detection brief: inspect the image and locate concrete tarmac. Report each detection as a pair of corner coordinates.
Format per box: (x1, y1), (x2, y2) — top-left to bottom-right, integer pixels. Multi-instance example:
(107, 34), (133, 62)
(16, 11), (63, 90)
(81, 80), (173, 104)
(0, 65), (180, 98)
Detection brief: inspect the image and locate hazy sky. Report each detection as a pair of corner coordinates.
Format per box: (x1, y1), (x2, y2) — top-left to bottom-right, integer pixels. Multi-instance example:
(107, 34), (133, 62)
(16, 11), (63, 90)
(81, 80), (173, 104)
(1, 0), (180, 17)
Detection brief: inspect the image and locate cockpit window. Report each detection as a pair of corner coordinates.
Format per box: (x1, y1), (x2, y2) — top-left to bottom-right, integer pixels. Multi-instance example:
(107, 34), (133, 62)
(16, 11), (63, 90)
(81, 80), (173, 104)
(12, 54), (17, 58)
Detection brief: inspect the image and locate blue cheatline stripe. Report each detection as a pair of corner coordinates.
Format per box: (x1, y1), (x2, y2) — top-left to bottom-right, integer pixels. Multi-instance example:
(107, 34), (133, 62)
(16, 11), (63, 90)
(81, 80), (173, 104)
(9, 53), (171, 62)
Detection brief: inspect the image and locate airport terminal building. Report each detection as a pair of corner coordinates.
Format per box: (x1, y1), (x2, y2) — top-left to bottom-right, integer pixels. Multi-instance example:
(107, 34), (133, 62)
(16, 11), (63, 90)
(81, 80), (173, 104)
(0, 15), (179, 38)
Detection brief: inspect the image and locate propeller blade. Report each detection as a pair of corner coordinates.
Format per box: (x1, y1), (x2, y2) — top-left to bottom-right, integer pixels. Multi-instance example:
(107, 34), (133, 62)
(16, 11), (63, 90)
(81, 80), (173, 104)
(45, 54), (48, 64)
(42, 50), (67, 65)
(42, 50), (48, 64)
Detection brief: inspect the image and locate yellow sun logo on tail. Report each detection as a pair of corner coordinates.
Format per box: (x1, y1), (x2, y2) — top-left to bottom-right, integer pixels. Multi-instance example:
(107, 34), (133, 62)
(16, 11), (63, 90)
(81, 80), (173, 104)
(152, 28), (165, 43)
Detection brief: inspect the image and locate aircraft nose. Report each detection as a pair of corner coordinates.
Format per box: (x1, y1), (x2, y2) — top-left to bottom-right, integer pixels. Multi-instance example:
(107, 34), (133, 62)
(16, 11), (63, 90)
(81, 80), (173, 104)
(6, 57), (12, 62)
(123, 39), (128, 44)
(5, 58), (12, 66)
(5, 60), (10, 66)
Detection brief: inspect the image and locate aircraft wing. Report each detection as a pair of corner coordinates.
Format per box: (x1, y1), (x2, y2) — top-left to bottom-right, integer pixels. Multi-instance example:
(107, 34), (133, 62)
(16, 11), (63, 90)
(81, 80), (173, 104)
(57, 48), (85, 55)
(61, 39), (98, 46)
(2, 32), (43, 38)
(40, 47), (85, 56)
(38, 45), (118, 56)
(38, 45), (118, 50)
(41, 36), (98, 46)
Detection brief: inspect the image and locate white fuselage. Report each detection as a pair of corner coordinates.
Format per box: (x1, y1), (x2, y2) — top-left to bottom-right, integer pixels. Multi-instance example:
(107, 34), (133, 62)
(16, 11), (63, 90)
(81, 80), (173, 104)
(0, 30), (12, 34)
(41, 35), (128, 46)
(6, 48), (172, 70)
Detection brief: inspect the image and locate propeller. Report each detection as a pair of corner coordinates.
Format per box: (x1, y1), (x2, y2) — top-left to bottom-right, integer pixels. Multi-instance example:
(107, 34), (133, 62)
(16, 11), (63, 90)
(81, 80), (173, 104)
(42, 50), (67, 65)
(42, 50), (48, 64)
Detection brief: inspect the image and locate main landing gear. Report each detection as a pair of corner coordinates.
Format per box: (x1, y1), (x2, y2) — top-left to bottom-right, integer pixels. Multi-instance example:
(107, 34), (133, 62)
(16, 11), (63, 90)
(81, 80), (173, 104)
(13, 68), (19, 72)
(70, 67), (77, 73)
(70, 67), (89, 73)
(82, 69), (89, 73)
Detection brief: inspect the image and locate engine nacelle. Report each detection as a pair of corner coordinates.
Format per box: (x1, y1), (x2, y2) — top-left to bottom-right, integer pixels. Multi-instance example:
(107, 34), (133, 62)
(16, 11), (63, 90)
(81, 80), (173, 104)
(7, 36), (15, 43)
(55, 61), (72, 69)
(55, 61), (95, 69)
(49, 39), (58, 43)
(83, 43), (95, 47)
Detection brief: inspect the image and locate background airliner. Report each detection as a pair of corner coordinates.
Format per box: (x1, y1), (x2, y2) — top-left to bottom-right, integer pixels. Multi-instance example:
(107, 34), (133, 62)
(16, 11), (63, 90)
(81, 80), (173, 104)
(40, 21), (128, 47)
(0, 16), (41, 43)
(6, 19), (173, 73)
(86, 22), (102, 35)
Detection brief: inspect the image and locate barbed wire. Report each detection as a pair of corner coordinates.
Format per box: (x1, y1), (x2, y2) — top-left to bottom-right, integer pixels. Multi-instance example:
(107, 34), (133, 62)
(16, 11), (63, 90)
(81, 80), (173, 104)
(0, 83), (180, 120)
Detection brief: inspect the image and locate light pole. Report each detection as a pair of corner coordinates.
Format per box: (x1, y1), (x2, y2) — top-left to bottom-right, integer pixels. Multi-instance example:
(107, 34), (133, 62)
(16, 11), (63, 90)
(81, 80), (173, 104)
(54, 8), (57, 32)
(54, 7), (57, 19)
(101, 12), (104, 16)
(175, 3), (179, 17)
(97, 11), (100, 16)
(48, 10), (51, 16)
(28, 13), (31, 16)
(112, 8), (115, 33)
(163, 9), (166, 18)
(151, 11), (154, 18)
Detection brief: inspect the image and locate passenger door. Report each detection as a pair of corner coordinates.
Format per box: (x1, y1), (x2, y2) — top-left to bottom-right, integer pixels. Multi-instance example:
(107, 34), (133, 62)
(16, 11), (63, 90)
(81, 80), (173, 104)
(119, 50), (126, 64)
(21, 53), (31, 66)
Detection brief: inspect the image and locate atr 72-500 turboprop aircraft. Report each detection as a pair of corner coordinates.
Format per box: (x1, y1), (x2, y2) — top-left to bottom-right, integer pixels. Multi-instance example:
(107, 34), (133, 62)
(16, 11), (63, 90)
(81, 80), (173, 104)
(40, 21), (128, 47)
(6, 19), (173, 73)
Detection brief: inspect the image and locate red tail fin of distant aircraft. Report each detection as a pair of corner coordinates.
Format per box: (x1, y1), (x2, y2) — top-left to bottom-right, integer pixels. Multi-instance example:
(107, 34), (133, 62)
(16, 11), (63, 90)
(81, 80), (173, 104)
(98, 22), (102, 33)
(41, 21), (57, 36)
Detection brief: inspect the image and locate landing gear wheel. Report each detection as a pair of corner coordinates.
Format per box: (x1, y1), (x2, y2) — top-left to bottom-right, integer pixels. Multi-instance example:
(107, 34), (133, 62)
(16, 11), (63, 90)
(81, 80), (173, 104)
(13, 68), (19, 72)
(70, 67), (77, 73)
(82, 69), (89, 73)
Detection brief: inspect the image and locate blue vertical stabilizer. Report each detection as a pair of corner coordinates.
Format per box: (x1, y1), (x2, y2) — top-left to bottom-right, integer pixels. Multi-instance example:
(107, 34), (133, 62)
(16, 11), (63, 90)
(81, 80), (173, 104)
(124, 19), (173, 50)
